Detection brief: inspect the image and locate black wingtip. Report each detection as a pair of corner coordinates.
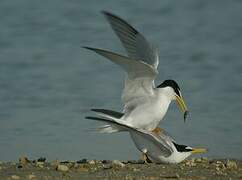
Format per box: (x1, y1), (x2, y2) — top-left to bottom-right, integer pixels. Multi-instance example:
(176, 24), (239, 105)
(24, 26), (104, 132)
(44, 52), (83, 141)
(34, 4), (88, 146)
(101, 10), (115, 18)
(91, 108), (100, 112)
(85, 116), (94, 120)
(101, 10), (109, 16)
(90, 108), (105, 114)
(101, 10), (120, 23)
(85, 116), (105, 121)
(82, 46), (93, 50)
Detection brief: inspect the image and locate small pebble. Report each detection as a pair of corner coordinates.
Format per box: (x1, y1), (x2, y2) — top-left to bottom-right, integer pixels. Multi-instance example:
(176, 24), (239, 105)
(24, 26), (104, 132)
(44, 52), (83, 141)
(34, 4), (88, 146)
(190, 158), (195, 162)
(185, 160), (196, 167)
(226, 160), (237, 169)
(56, 164), (69, 172)
(66, 162), (75, 168)
(51, 160), (60, 167)
(201, 157), (208, 161)
(112, 160), (125, 168)
(11, 175), (20, 180)
(215, 170), (226, 176)
(88, 160), (95, 165)
(195, 158), (202, 163)
(214, 161), (226, 169)
(78, 166), (89, 172)
(216, 160), (223, 164)
(91, 167), (97, 171)
(103, 164), (112, 170)
(36, 161), (44, 168)
(28, 174), (37, 180)
(73, 163), (79, 168)
(19, 156), (30, 165)
(132, 168), (140, 172)
(125, 174), (134, 180)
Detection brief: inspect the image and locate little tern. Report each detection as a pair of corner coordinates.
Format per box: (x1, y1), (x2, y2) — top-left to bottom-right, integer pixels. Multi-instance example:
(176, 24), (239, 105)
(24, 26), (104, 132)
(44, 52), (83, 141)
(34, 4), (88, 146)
(86, 111), (206, 164)
(84, 11), (189, 134)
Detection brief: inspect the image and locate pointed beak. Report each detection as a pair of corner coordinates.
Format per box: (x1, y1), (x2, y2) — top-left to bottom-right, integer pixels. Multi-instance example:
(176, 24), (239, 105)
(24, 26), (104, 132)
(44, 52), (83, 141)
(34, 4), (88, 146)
(191, 148), (207, 154)
(175, 95), (189, 122)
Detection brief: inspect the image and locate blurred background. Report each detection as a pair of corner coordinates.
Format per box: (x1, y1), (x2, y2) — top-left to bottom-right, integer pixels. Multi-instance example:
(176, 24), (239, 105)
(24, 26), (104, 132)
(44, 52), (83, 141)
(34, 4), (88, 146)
(0, 0), (241, 161)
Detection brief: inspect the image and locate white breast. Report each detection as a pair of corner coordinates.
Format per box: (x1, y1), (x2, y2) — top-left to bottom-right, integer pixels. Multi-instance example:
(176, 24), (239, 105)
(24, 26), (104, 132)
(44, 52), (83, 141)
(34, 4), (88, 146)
(122, 92), (171, 131)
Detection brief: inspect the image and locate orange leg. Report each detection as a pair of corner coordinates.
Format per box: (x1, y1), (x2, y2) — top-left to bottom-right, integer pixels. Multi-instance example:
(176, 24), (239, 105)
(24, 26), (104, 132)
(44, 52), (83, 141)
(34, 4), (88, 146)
(141, 152), (152, 164)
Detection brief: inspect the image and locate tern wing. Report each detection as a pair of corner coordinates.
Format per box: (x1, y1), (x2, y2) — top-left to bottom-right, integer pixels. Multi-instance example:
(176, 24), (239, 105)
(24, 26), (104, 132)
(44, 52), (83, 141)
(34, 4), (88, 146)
(83, 47), (158, 110)
(83, 47), (157, 79)
(103, 11), (159, 69)
(91, 109), (123, 119)
(102, 11), (160, 110)
(86, 115), (173, 157)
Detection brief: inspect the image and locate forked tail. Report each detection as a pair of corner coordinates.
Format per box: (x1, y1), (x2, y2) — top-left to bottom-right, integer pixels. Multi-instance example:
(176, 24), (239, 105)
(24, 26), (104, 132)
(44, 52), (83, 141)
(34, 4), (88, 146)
(87, 109), (125, 133)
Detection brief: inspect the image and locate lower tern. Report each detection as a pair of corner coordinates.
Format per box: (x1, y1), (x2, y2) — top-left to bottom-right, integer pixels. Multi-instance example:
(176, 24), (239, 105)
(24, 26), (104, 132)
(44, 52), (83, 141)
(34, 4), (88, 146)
(86, 111), (206, 164)
(84, 11), (189, 134)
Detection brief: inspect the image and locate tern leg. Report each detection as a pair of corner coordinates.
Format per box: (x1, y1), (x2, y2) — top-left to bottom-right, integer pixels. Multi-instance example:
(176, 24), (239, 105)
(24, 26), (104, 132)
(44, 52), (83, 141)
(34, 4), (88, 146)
(141, 152), (152, 164)
(152, 127), (164, 136)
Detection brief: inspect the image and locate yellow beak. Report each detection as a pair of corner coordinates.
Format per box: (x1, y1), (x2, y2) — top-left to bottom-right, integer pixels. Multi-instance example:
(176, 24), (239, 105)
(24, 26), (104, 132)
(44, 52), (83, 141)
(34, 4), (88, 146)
(175, 95), (189, 121)
(191, 148), (207, 154)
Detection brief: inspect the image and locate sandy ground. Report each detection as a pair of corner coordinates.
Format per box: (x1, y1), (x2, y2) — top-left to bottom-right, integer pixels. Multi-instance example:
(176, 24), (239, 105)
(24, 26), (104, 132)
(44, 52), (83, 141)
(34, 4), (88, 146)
(0, 157), (241, 180)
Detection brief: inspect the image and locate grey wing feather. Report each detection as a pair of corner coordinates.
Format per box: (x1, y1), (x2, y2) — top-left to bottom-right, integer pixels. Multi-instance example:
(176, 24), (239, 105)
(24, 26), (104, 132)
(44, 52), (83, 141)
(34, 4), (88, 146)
(137, 132), (173, 157)
(102, 11), (159, 69)
(91, 109), (123, 119)
(86, 115), (172, 156)
(83, 47), (157, 79)
(137, 129), (174, 156)
(158, 129), (176, 144)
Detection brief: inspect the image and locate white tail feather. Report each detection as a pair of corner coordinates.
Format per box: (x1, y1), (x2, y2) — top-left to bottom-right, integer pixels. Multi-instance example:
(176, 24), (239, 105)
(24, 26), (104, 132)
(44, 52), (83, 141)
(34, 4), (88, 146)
(90, 110), (125, 133)
(97, 125), (120, 133)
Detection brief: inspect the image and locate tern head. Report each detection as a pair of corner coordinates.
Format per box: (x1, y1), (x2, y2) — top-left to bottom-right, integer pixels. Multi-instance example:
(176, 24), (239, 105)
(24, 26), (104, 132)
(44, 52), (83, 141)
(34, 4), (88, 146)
(157, 80), (189, 121)
(172, 142), (207, 163)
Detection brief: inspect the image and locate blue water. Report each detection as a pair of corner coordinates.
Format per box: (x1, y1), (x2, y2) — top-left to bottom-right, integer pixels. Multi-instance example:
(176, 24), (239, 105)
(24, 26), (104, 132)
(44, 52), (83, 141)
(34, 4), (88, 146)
(0, 0), (242, 161)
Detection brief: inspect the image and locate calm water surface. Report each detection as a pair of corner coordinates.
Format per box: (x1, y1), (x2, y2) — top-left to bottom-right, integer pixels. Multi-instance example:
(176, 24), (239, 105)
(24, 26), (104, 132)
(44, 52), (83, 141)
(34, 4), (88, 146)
(0, 0), (242, 161)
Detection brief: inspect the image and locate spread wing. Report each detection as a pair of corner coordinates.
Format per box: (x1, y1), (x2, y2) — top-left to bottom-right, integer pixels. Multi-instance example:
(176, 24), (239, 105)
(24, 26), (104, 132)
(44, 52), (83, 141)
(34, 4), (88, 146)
(103, 11), (159, 69)
(83, 47), (157, 80)
(83, 47), (158, 112)
(102, 11), (160, 111)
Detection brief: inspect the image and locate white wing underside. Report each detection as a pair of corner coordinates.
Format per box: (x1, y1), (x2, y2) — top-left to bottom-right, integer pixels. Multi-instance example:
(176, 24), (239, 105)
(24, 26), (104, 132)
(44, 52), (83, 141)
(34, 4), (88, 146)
(102, 11), (160, 112)
(84, 47), (158, 113)
(122, 77), (155, 114)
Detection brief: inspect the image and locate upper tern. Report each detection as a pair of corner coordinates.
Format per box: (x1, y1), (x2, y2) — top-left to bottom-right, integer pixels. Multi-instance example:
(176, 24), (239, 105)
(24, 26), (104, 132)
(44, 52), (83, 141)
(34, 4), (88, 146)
(84, 11), (189, 133)
(86, 111), (206, 164)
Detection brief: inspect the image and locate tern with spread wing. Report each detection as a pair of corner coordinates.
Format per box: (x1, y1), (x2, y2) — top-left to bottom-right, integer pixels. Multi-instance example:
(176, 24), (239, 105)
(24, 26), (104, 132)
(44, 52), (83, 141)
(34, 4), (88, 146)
(84, 11), (189, 134)
(86, 111), (206, 164)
